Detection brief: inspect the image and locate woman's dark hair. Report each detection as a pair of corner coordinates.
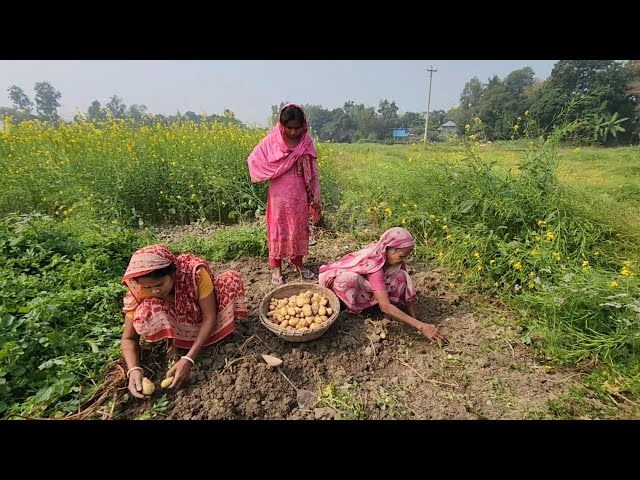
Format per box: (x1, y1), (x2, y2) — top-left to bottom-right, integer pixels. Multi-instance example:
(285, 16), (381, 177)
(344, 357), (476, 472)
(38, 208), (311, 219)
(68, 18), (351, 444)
(280, 105), (305, 125)
(135, 264), (176, 280)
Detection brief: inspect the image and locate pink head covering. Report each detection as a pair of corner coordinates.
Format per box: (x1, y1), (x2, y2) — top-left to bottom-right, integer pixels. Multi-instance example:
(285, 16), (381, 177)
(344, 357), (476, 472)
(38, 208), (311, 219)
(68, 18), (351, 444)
(122, 244), (176, 284)
(319, 227), (416, 296)
(247, 103), (322, 223)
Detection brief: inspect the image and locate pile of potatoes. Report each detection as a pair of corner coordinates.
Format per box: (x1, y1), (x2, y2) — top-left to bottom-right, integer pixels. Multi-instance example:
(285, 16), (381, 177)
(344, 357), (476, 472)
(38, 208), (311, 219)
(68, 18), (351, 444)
(267, 290), (334, 332)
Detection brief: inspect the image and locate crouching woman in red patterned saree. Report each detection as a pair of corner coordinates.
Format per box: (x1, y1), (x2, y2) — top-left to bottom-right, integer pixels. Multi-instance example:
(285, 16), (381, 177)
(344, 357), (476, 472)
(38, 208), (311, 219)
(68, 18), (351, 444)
(120, 244), (247, 398)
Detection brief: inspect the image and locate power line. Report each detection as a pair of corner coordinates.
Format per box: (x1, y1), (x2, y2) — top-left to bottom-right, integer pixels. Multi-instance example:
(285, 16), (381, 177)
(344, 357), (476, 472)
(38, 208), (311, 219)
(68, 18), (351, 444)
(423, 65), (437, 146)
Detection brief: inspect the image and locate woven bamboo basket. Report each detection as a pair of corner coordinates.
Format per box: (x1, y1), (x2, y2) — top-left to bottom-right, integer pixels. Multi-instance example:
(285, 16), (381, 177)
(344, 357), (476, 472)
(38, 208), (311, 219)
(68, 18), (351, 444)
(259, 283), (341, 342)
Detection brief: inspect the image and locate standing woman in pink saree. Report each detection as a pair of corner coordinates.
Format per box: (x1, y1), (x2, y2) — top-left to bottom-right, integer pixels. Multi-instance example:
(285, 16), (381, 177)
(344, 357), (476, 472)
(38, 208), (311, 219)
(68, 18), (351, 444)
(247, 104), (322, 285)
(319, 227), (446, 344)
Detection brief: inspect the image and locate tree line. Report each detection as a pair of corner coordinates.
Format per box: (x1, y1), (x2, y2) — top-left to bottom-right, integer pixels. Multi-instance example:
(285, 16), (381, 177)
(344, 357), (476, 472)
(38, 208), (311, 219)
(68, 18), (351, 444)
(2, 60), (639, 145)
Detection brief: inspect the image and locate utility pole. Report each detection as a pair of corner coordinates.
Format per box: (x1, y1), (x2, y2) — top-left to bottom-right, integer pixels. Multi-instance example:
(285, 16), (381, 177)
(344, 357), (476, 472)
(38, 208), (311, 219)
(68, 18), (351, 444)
(423, 65), (437, 146)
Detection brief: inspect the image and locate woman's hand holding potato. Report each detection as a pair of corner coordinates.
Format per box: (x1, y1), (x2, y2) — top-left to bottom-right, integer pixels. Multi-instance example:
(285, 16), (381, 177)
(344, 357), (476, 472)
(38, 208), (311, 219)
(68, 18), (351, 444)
(165, 357), (193, 390)
(127, 368), (146, 399)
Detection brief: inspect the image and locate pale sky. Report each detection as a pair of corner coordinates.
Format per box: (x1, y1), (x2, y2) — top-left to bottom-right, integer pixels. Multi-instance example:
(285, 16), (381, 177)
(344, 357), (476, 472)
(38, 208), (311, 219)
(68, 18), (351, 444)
(0, 60), (558, 126)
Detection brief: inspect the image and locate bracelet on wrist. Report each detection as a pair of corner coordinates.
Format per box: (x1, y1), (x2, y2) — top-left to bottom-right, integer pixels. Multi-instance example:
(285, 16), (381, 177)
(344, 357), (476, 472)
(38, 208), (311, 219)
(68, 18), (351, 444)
(181, 355), (195, 366)
(126, 366), (143, 378)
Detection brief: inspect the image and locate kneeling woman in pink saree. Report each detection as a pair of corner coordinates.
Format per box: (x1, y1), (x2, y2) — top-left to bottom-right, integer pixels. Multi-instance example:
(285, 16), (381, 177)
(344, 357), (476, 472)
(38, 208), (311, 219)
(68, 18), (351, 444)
(319, 227), (446, 344)
(120, 244), (247, 398)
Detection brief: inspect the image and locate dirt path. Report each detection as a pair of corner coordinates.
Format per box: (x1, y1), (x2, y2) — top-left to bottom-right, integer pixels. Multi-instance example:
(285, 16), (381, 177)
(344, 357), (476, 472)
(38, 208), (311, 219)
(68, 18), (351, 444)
(120, 228), (581, 420)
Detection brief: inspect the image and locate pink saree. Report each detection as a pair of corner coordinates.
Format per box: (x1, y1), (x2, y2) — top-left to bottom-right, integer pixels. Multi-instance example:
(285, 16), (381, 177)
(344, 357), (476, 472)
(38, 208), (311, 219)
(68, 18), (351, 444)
(319, 227), (417, 314)
(122, 244), (247, 349)
(247, 103), (322, 264)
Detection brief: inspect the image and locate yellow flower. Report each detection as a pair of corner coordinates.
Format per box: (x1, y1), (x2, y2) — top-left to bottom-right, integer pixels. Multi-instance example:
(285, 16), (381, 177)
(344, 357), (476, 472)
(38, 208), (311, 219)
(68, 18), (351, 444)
(477, 264), (483, 271)
(582, 260), (590, 268)
(621, 267), (633, 277)
(609, 281), (619, 288)
(573, 147), (581, 154)
(552, 252), (561, 261)
(546, 231), (555, 241)
(489, 259), (496, 265)
(537, 220), (547, 226)
(465, 124), (471, 131)
(524, 110), (529, 116)
(473, 251), (480, 258)
(513, 262), (523, 270)
(442, 225), (448, 231)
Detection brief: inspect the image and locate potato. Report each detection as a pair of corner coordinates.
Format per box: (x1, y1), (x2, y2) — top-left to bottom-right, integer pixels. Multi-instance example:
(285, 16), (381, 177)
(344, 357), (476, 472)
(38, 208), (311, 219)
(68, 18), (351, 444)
(318, 306), (326, 316)
(269, 304), (275, 311)
(287, 307), (296, 316)
(279, 307), (288, 316)
(325, 308), (333, 315)
(161, 376), (174, 389)
(279, 320), (289, 328)
(319, 298), (328, 307)
(302, 304), (312, 317)
(141, 377), (155, 396)
(296, 296), (306, 307)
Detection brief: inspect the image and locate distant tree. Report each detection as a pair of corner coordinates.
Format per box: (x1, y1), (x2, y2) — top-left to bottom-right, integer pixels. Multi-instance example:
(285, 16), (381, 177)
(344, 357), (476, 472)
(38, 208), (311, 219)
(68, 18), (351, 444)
(301, 104), (333, 138)
(377, 99), (399, 121)
(87, 100), (107, 122)
(34, 81), (62, 121)
(428, 109), (447, 129)
(183, 111), (200, 123)
(127, 104), (148, 123)
(545, 60), (634, 142)
(7, 85), (34, 114)
(627, 60), (640, 141)
(268, 102), (288, 127)
(105, 95), (127, 118)
(0, 106), (36, 123)
(628, 60), (640, 101)
(451, 77), (484, 131)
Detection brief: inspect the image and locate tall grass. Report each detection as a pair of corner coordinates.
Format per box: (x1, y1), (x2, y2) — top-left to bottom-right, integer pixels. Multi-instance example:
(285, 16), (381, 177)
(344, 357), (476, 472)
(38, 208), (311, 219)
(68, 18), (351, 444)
(322, 129), (640, 397)
(0, 117), (269, 225)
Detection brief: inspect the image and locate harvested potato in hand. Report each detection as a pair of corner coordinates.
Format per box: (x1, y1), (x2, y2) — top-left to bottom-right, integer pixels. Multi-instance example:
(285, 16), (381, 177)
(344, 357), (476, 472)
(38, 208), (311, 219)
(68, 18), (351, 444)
(161, 376), (174, 389)
(141, 377), (155, 396)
